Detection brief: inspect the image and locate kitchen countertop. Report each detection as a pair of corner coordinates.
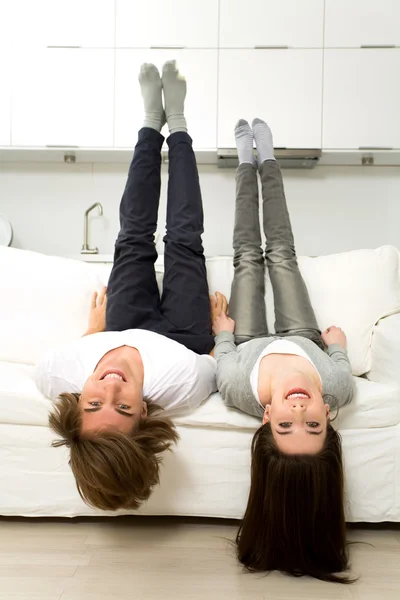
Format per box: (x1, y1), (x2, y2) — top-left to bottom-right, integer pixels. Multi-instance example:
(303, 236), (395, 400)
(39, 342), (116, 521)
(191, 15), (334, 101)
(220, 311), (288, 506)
(66, 254), (165, 265)
(66, 254), (114, 263)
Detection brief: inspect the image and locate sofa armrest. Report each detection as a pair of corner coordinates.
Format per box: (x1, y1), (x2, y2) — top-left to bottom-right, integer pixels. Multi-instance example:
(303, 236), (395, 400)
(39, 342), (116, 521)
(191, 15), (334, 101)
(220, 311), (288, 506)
(367, 313), (400, 386)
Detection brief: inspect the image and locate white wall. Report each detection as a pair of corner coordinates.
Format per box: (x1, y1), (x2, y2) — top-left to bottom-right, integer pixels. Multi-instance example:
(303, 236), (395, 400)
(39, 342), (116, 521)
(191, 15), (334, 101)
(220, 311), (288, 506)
(0, 162), (399, 258)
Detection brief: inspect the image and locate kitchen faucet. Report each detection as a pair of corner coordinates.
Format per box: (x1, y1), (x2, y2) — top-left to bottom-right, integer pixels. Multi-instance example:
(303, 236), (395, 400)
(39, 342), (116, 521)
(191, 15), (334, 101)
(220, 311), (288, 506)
(81, 202), (103, 254)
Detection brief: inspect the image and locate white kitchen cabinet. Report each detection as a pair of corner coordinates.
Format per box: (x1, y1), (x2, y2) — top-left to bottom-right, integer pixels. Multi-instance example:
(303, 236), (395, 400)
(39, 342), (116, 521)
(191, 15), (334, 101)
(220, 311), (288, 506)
(323, 50), (400, 149)
(11, 0), (115, 47)
(219, 0), (324, 48)
(0, 2), (12, 48)
(11, 48), (114, 147)
(0, 51), (11, 145)
(114, 50), (217, 149)
(218, 50), (323, 149)
(116, 0), (218, 48)
(325, 0), (400, 47)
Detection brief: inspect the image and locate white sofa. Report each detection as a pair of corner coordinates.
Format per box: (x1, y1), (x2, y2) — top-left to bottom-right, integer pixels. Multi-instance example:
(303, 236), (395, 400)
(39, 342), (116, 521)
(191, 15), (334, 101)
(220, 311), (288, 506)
(1, 245), (400, 520)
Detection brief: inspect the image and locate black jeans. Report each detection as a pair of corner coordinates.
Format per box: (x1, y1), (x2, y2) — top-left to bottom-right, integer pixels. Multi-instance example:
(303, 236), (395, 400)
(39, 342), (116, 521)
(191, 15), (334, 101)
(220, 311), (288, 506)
(106, 127), (214, 355)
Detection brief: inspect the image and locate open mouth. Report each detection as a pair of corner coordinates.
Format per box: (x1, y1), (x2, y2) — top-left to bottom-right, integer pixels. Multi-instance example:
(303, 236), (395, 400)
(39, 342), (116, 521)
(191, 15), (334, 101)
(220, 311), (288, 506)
(100, 370), (127, 382)
(285, 388), (310, 400)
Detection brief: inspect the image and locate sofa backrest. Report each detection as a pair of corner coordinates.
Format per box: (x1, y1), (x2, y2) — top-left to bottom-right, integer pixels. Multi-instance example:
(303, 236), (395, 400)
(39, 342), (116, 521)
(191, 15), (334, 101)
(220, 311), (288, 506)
(1, 245), (399, 374)
(0, 247), (102, 365)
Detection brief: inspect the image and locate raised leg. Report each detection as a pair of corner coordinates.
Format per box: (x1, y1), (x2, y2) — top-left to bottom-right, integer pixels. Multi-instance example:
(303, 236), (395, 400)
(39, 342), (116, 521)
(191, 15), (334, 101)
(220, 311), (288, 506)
(106, 64), (166, 332)
(255, 118), (322, 347)
(159, 62), (213, 355)
(106, 127), (164, 332)
(229, 157), (268, 344)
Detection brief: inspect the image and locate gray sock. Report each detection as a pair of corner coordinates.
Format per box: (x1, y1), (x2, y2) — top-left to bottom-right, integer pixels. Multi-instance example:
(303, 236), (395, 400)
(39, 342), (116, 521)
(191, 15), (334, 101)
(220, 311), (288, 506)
(234, 119), (256, 166)
(139, 63), (166, 132)
(252, 118), (275, 166)
(162, 60), (187, 134)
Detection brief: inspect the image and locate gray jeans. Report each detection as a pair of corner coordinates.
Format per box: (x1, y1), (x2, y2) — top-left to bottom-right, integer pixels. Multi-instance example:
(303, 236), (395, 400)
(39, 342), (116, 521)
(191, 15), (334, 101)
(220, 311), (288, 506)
(229, 161), (323, 349)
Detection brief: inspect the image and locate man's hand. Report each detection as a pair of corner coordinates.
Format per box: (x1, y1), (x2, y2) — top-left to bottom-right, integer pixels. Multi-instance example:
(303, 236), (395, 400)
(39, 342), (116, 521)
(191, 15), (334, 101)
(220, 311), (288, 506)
(85, 287), (107, 336)
(210, 291), (235, 335)
(210, 292), (228, 322)
(213, 312), (235, 335)
(321, 326), (347, 349)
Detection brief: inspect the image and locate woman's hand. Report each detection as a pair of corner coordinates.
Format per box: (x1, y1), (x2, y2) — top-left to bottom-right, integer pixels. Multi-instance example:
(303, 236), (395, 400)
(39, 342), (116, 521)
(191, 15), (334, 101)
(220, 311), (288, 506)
(86, 287), (107, 335)
(321, 326), (347, 349)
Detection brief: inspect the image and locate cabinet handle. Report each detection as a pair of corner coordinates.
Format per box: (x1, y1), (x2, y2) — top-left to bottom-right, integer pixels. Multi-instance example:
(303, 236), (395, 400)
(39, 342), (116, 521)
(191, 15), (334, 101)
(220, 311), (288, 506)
(46, 145), (79, 148)
(359, 146), (393, 150)
(254, 45), (289, 50)
(150, 45), (186, 50)
(360, 45), (396, 49)
(47, 46), (81, 49)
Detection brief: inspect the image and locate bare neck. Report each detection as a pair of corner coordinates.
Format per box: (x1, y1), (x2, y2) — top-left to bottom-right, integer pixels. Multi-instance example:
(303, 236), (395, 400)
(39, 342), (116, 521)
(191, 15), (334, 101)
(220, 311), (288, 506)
(257, 354), (321, 407)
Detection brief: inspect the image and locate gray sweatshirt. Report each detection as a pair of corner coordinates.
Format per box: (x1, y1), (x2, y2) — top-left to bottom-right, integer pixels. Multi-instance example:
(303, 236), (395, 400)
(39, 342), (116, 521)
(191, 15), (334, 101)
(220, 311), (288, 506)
(214, 332), (354, 418)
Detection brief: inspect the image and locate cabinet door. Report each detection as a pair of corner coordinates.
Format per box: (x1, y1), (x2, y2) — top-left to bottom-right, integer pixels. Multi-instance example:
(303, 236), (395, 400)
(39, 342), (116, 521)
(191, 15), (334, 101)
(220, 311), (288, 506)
(0, 51), (11, 145)
(116, 0), (218, 48)
(12, 0), (115, 47)
(0, 2), (13, 48)
(114, 50), (217, 149)
(323, 50), (400, 149)
(325, 0), (400, 47)
(218, 50), (323, 149)
(220, 0), (324, 48)
(12, 49), (114, 147)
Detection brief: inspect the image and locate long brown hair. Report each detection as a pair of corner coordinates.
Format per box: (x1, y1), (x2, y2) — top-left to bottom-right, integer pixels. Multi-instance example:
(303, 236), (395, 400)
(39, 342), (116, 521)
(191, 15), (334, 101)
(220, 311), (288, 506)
(237, 422), (354, 583)
(49, 392), (178, 511)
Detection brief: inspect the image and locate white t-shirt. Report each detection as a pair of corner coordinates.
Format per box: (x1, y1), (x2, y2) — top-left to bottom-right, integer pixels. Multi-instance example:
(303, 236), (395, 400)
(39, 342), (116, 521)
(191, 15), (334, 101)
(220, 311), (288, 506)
(250, 339), (322, 406)
(35, 329), (217, 413)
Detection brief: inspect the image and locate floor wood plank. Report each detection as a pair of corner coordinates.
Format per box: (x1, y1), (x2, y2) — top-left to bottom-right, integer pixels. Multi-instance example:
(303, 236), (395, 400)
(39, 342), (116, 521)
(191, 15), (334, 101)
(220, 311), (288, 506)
(0, 518), (398, 600)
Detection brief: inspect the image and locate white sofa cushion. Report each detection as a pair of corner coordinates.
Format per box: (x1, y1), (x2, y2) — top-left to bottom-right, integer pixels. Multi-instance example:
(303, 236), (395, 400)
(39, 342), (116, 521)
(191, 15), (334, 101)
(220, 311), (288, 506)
(2, 361), (399, 431)
(0, 247), (102, 365)
(295, 246), (400, 376)
(173, 377), (400, 431)
(0, 361), (53, 426)
(368, 313), (400, 388)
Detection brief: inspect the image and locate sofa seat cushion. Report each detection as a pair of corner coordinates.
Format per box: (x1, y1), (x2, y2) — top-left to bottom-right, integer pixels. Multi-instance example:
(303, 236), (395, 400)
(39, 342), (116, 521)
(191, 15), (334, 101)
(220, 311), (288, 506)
(2, 362), (399, 431)
(0, 362), (52, 426)
(174, 377), (400, 431)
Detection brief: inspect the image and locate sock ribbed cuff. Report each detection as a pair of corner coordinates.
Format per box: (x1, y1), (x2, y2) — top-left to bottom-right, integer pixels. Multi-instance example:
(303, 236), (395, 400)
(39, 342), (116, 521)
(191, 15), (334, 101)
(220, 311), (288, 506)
(166, 114), (187, 134)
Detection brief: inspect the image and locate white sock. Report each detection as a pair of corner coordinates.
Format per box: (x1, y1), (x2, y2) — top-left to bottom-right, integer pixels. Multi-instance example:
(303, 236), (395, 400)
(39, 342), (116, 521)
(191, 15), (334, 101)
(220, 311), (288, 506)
(139, 63), (166, 132)
(252, 118), (275, 166)
(162, 60), (187, 134)
(234, 119), (256, 166)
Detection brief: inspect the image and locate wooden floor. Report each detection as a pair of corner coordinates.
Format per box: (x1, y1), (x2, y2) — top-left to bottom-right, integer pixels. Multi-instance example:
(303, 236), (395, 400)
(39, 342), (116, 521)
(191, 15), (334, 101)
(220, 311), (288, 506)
(0, 517), (399, 600)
